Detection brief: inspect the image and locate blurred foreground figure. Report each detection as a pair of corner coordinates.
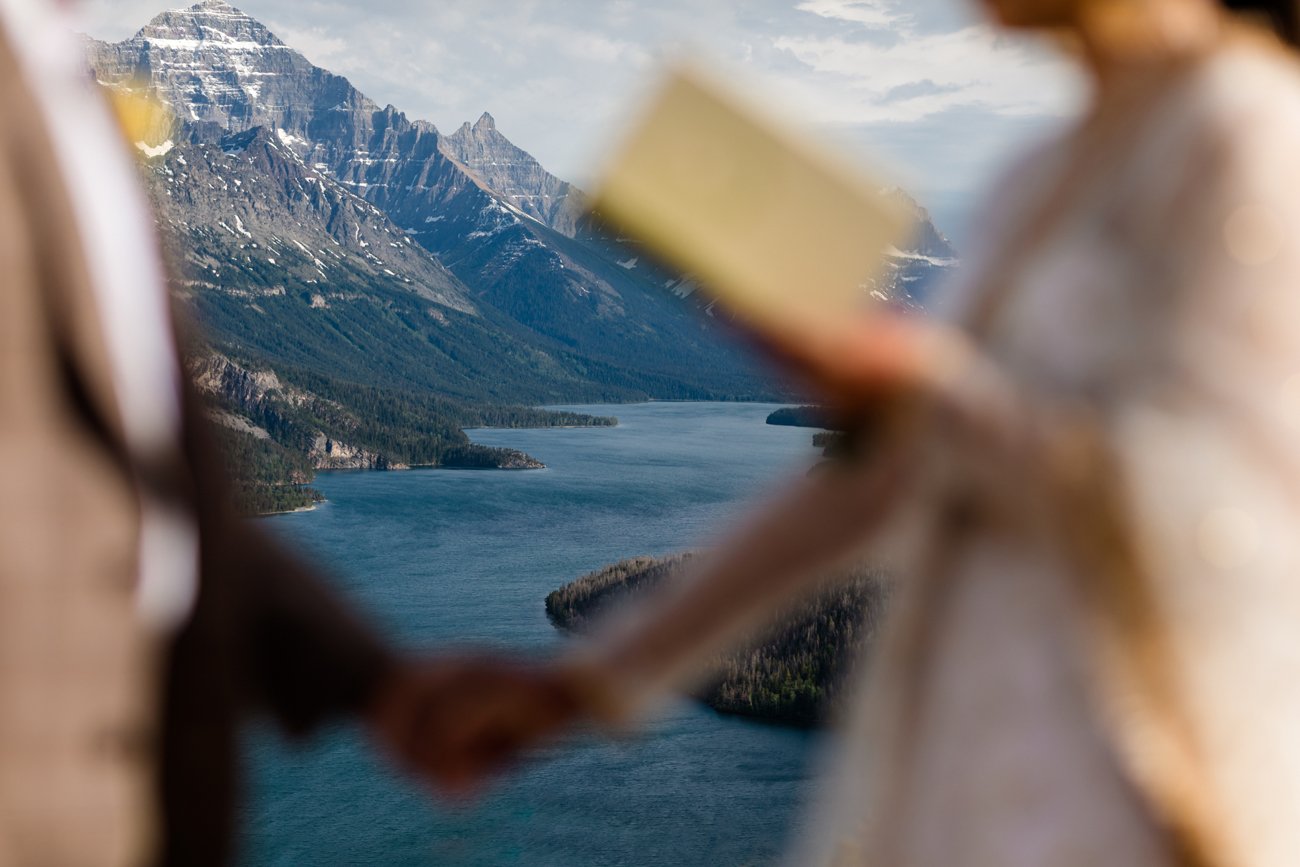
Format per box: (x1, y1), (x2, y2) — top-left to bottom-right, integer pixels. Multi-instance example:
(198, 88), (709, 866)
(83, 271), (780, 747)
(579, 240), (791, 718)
(0, 3), (565, 865)
(446, 0), (1300, 864)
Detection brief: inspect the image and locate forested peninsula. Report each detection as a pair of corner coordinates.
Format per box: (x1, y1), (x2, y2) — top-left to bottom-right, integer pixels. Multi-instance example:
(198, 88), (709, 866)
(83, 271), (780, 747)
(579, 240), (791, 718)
(196, 353), (618, 516)
(546, 554), (892, 727)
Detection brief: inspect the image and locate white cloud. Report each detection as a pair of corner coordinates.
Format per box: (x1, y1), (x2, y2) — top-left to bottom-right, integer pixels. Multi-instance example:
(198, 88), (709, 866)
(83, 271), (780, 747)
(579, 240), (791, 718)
(794, 0), (904, 29)
(260, 23), (350, 68)
(75, 0), (167, 40)
(773, 27), (1081, 123)
(777, 3), (1082, 124)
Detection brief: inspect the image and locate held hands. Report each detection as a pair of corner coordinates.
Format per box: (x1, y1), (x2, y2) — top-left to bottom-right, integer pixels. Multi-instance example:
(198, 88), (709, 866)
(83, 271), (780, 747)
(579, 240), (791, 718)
(367, 654), (601, 797)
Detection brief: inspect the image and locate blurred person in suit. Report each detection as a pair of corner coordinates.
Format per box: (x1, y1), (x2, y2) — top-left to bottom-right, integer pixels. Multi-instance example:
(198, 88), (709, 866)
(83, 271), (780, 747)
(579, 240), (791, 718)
(0, 2), (573, 865)
(433, 1), (1300, 865)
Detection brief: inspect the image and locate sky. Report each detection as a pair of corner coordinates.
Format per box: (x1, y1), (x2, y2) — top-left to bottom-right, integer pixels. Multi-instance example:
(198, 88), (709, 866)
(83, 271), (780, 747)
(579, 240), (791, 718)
(77, 0), (1084, 246)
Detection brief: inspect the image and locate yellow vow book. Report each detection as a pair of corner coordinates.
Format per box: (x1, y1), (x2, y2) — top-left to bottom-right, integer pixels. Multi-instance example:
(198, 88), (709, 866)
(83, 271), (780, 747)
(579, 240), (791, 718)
(592, 62), (910, 335)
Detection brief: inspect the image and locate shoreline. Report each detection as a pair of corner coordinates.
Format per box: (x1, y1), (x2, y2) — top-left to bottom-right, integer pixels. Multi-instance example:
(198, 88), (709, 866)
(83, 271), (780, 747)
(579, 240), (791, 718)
(255, 502), (321, 518)
(265, 402), (808, 515)
(315, 459), (548, 477)
(537, 399), (796, 410)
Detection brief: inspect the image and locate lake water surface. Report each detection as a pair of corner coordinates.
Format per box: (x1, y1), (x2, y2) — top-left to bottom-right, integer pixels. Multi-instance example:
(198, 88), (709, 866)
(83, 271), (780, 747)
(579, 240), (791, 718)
(244, 402), (826, 866)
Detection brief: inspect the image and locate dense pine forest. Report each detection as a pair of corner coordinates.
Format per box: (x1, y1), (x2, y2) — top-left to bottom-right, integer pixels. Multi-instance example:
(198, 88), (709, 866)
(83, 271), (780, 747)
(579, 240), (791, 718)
(546, 554), (892, 726)
(212, 425), (324, 514)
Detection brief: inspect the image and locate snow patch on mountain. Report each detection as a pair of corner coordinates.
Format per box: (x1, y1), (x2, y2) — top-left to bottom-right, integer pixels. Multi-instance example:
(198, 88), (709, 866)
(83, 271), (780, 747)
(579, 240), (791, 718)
(136, 139), (175, 158)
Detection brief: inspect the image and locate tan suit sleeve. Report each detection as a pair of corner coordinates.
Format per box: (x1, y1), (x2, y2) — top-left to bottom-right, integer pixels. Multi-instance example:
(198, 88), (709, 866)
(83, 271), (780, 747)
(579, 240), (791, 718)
(173, 378), (398, 736)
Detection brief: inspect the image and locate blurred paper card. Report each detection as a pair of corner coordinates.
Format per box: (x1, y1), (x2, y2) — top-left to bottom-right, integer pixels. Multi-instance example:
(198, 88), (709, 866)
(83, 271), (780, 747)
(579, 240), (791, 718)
(592, 62), (910, 335)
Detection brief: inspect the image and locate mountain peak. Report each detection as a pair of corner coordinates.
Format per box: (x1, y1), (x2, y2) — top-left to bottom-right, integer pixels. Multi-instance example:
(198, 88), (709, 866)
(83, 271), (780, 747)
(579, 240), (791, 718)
(884, 188), (956, 260)
(453, 113), (497, 137)
(138, 0), (286, 48)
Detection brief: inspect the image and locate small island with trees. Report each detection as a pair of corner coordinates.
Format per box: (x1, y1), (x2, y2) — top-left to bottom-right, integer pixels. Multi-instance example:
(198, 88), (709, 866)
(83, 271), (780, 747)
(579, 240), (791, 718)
(546, 554), (891, 727)
(766, 404), (867, 464)
(765, 405), (832, 429)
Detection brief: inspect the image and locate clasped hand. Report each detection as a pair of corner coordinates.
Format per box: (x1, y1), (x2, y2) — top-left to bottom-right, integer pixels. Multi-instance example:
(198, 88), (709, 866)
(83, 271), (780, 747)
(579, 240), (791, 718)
(366, 654), (593, 797)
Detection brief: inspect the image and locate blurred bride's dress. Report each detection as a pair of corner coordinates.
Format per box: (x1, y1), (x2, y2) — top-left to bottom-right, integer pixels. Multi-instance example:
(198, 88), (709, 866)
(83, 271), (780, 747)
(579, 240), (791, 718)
(797, 37), (1300, 867)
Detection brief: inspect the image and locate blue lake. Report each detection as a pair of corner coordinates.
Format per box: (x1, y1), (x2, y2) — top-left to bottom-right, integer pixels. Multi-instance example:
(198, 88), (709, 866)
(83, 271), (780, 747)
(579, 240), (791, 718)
(243, 402), (827, 866)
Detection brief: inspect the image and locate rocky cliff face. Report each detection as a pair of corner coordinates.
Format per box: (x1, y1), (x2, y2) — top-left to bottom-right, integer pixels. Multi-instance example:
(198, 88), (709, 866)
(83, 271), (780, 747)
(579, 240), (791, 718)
(440, 112), (588, 236)
(189, 352), (546, 472)
(148, 125), (475, 314)
(308, 432), (396, 471)
(189, 350), (295, 407)
(188, 352), (365, 469)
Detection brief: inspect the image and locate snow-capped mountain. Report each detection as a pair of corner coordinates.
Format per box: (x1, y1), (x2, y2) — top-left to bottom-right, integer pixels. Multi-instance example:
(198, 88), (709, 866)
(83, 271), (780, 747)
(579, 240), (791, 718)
(91, 0), (360, 132)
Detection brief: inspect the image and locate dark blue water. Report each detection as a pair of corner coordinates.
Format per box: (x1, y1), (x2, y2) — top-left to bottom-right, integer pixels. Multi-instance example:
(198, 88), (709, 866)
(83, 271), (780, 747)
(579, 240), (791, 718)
(243, 402), (826, 866)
